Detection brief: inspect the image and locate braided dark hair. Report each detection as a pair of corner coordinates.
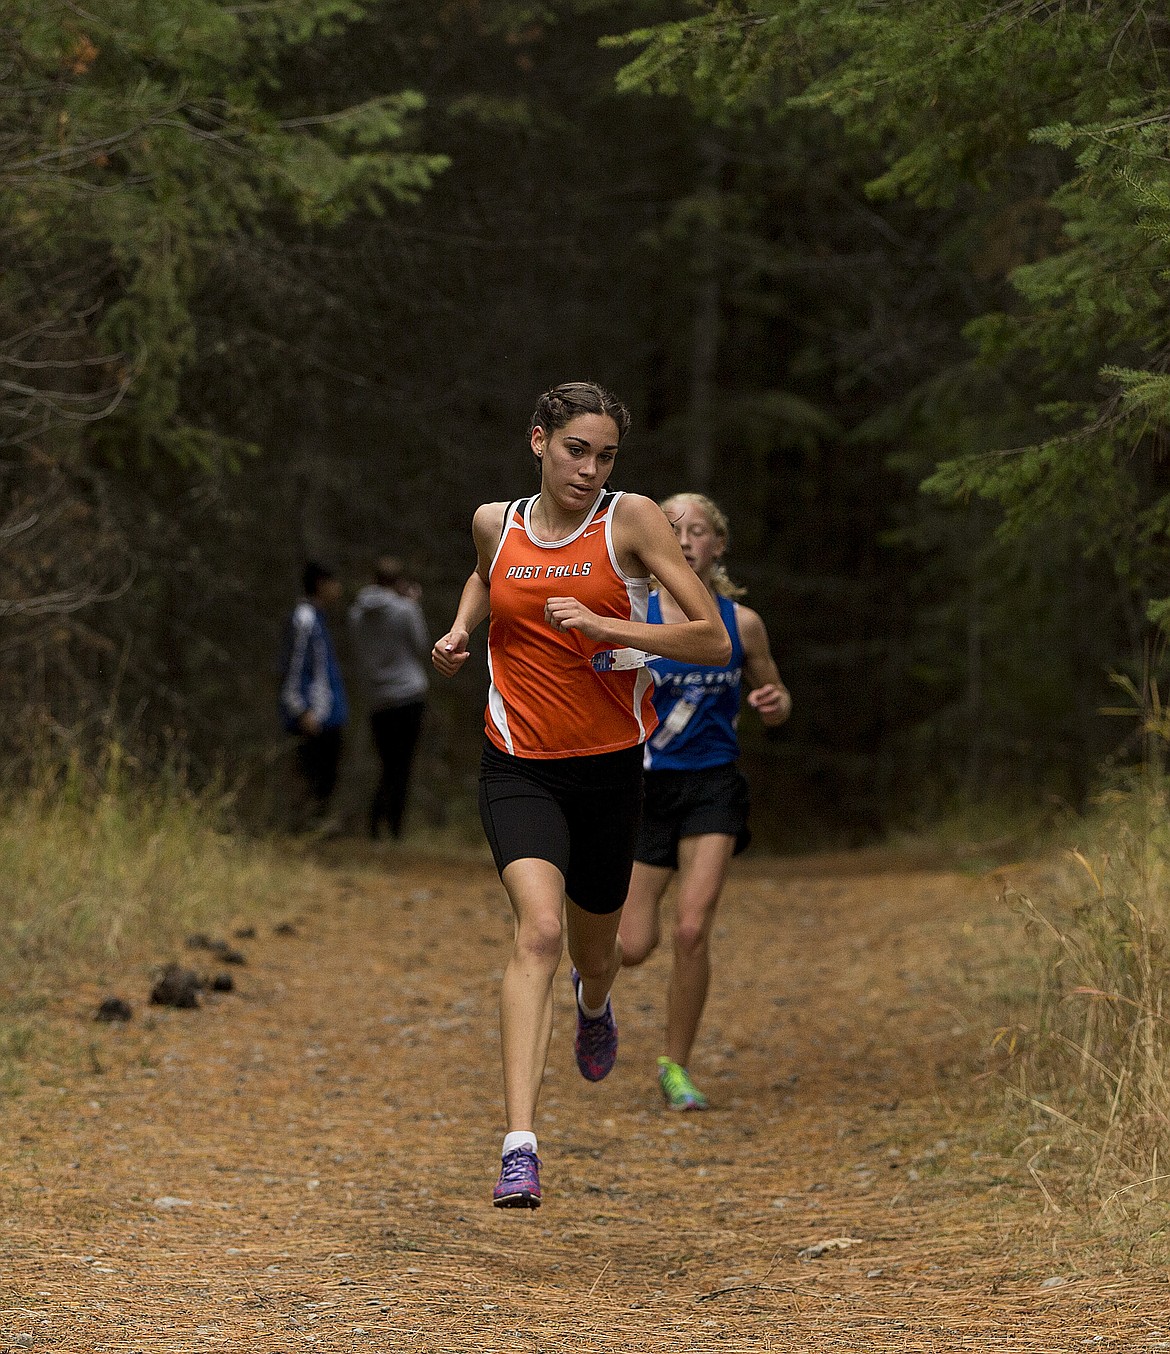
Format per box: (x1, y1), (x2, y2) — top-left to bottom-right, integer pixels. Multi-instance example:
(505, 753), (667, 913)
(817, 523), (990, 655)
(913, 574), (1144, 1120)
(529, 381), (631, 442)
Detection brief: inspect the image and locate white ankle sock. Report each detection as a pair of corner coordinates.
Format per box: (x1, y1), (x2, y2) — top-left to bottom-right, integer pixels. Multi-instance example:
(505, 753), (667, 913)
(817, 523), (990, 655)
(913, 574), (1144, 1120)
(576, 981), (610, 1020)
(502, 1131), (537, 1157)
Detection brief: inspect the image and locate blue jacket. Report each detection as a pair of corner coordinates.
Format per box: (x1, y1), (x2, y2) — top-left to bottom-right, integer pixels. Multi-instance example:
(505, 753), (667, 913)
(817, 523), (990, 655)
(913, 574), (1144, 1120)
(280, 600), (348, 732)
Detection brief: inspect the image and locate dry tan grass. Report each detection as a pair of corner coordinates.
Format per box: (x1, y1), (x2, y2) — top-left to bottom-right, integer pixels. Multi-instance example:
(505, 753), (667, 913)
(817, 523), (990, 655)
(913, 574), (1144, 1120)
(0, 775), (328, 1088)
(988, 787), (1170, 1212)
(1, 842), (1168, 1350)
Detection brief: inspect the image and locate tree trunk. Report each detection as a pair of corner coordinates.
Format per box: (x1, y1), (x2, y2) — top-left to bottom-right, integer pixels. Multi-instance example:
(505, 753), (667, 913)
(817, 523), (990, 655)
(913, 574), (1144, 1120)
(688, 138), (726, 493)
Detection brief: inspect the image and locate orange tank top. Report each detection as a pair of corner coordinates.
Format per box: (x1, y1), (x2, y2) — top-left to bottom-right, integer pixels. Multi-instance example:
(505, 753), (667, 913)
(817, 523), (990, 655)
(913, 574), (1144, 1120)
(485, 490), (659, 758)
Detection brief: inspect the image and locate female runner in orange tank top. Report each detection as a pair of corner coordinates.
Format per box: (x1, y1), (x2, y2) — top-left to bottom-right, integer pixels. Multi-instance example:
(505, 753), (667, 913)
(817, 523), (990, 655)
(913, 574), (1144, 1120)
(432, 382), (730, 1209)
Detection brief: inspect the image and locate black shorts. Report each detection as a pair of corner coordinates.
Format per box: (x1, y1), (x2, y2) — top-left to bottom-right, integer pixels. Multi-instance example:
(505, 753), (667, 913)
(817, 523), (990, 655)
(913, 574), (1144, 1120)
(634, 762), (751, 871)
(478, 740), (644, 915)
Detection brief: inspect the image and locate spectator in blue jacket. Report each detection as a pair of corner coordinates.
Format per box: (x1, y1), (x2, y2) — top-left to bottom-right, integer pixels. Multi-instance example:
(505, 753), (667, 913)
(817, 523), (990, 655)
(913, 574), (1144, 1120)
(280, 561), (349, 829)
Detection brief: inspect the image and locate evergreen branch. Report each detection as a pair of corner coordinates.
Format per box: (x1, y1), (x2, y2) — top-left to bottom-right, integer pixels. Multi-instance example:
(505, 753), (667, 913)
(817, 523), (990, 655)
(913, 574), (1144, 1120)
(0, 368), (135, 423)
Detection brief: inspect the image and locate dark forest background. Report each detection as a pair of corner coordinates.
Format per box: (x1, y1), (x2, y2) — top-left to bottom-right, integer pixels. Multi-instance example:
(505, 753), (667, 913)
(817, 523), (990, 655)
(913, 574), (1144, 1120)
(6, 0), (1170, 847)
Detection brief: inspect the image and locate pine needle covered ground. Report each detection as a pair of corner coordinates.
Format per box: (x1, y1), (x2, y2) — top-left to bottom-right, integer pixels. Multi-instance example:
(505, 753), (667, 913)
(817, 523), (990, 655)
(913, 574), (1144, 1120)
(1, 841), (1168, 1351)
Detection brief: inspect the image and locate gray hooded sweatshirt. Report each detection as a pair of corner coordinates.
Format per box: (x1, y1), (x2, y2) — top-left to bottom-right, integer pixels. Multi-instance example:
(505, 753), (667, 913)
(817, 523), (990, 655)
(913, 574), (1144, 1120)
(347, 585), (430, 711)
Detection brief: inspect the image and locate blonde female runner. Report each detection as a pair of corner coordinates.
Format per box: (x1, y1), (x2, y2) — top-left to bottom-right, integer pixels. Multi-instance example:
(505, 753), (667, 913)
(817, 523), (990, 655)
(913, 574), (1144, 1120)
(619, 493), (791, 1111)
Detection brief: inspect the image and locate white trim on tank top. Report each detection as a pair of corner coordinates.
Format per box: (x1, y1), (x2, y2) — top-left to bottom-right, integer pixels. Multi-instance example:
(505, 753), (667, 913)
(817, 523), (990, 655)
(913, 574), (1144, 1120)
(488, 499), (523, 578)
(603, 492), (653, 588)
(521, 490), (607, 550)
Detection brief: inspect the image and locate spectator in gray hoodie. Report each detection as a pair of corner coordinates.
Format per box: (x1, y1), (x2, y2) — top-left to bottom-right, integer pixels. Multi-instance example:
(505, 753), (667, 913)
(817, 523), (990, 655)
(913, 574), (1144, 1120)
(348, 556), (430, 838)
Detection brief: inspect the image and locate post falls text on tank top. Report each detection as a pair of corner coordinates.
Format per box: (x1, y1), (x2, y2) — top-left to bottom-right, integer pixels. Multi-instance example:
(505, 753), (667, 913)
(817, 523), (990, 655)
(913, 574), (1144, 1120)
(485, 490), (659, 758)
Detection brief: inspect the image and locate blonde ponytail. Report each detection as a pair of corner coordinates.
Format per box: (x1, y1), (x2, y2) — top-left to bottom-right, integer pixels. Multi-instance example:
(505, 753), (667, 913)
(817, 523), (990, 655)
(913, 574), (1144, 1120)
(710, 561), (746, 600)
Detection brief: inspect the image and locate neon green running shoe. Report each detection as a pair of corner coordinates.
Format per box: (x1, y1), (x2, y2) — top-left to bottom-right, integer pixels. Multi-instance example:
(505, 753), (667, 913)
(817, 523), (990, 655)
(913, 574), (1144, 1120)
(657, 1056), (708, 1111)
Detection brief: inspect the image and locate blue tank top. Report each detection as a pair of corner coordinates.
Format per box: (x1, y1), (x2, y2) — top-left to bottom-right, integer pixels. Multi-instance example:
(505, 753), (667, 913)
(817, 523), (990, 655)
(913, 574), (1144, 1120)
(643, 592), (743, 772)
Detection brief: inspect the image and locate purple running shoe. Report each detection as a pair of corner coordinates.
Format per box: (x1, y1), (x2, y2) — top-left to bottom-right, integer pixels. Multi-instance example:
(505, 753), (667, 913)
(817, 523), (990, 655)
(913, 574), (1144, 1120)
(571, 967), (618, 1082)
(492, 1146), (542, 1209)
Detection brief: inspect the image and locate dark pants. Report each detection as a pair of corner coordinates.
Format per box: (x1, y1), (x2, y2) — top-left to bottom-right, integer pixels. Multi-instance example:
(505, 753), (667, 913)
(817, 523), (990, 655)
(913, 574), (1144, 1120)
(296, 726), (343, 814)
(369, 700), (425, 838)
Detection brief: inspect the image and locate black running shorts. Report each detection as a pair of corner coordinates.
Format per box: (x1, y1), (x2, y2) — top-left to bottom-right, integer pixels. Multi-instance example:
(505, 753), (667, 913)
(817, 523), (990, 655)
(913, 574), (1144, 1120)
(634, 762), (751, 871)
(478, 740), (644, 915)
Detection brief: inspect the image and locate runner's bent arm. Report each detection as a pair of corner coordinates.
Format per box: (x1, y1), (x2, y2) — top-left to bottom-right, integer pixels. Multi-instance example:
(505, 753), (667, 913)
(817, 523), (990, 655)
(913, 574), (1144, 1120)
(738, 604), (792, 726)
(432, 503), (505, 677)
(544, 495), (731, 666)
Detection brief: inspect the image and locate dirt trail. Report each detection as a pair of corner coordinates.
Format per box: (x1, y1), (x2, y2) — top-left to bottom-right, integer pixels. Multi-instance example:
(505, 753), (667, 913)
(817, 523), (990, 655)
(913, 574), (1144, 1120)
(1, 848), (1167, 1352)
